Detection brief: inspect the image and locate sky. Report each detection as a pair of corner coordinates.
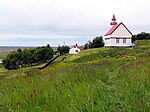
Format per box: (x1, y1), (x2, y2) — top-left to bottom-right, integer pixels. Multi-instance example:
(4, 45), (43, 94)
(0, 0), (150, 46)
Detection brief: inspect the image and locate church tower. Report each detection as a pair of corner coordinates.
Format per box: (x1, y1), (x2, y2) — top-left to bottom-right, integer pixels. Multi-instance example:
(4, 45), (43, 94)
(110, 14), (117, 25)
(104, 15), (133, 47)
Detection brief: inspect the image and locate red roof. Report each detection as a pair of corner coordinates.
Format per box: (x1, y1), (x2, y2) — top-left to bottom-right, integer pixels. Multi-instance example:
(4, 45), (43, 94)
(72, 44), (83, 51)
(105, 22), (132, 36)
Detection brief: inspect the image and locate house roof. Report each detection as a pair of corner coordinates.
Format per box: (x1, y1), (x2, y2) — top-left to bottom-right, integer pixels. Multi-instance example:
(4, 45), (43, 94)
(71, 44), (83, 50)
(105, 22), (132, 36)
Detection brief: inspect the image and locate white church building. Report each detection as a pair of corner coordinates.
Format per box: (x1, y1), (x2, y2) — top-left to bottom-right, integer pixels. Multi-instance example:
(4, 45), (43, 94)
(104, 15), (133, 47)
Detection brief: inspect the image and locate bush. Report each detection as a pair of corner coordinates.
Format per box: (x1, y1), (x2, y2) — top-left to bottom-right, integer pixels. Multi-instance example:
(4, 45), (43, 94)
(132, 32), (150, 42)
(57, 45), (70, 55)
(3, 44), (54, 70)
(84, 36), (104, 49)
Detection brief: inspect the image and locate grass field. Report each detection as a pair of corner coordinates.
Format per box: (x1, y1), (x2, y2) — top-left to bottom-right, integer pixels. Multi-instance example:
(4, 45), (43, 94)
(0, 40), (149, 111)
(135, 40), (150, 47)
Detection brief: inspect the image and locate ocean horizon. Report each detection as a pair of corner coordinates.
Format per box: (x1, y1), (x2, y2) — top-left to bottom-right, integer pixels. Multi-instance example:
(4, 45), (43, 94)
(0, 46), (57, 49)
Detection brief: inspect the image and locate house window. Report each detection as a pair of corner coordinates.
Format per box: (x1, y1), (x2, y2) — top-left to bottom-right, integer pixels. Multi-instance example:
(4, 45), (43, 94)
(123, 38), (126, 43)
(116, 38), (119, 43)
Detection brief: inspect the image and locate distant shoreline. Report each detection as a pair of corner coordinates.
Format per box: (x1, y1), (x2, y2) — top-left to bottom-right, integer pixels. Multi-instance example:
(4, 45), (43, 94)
(0, 46), (36, 51)
(0, 46), (57, 50)
(0, 46), (36, 48)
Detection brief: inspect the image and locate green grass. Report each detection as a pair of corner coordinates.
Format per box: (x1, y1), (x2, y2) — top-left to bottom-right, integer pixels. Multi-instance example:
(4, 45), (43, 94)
(0, 41), (149, 111)
(136, 40), (150, 47)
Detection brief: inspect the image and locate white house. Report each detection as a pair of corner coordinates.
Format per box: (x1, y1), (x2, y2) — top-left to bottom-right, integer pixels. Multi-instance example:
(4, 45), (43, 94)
(69, 44), (82, 54)
(104, 15), (133, 47)
(0, 59), (2, 64)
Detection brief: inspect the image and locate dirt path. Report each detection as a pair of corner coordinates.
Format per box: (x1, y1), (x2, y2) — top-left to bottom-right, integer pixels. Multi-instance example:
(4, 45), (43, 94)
(38, 55), (59, 70)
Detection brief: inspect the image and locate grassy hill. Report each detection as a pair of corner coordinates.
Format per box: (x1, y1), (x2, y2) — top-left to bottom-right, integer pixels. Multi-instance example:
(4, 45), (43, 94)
(0, 41), (149, 111)
(136, 40), (150, 47)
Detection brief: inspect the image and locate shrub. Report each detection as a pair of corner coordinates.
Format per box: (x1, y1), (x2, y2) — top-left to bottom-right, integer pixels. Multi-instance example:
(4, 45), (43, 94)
(84, 36), (104, 49)
(57, 45), (70, 55)
(3, 45), (54, 70)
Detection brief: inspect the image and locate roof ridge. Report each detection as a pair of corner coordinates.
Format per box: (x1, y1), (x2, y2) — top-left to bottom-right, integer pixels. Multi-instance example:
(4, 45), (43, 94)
(71, 44), (83, 50)
(104, 22), (132, 36)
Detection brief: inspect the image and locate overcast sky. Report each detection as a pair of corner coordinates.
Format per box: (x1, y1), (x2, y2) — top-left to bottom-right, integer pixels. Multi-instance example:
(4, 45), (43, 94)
(0, 0), (149, 46)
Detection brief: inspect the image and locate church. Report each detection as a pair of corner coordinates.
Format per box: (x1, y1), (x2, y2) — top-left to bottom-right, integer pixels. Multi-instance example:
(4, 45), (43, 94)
(104, 15), (133, 47)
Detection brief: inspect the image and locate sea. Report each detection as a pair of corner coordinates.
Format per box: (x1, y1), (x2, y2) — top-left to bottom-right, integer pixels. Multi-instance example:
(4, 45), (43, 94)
(0, 46), (57, 51)
(0, 46), (36, 50)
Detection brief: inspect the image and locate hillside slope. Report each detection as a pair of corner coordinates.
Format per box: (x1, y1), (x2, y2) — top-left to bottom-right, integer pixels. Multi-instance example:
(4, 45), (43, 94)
(0, 41), (149, 111)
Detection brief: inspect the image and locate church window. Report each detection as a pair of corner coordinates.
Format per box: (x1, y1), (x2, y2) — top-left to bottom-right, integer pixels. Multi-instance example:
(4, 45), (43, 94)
(116, 38), (119, 43)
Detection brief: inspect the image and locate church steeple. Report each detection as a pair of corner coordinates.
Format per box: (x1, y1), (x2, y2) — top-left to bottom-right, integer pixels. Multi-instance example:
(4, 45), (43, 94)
(110, 14), (117, 25)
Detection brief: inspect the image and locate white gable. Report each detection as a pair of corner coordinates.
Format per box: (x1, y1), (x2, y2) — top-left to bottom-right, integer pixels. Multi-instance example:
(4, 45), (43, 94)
(111, 24), (132, 37)
(69, 46), (81, 54)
